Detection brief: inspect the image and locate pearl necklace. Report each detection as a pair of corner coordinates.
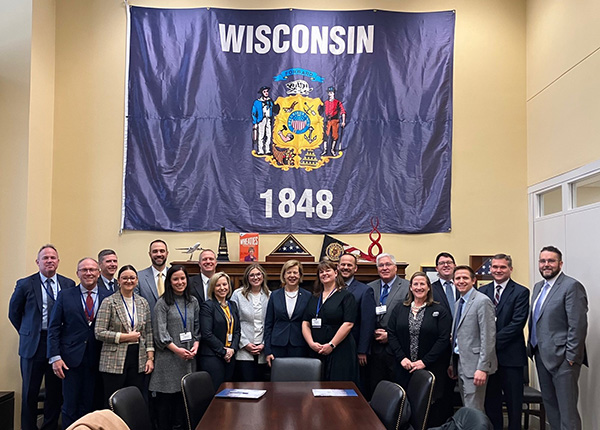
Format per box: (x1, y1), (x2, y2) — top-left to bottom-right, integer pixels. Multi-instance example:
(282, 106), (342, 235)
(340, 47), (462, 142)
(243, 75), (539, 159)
(285, 289), (298, 299)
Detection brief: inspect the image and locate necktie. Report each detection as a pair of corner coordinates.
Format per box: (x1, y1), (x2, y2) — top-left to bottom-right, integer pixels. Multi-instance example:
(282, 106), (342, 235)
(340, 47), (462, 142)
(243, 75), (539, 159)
(157, 273), (165, 296)
(46, 279), (55, 300)
(530, 282), (550, 347)
(108, 280), (114, 292)
(444, 281), (454, 317)
(494, 285), (501, 306)
(380, 284), (390, 305)
(452, 297), (465, 349)
(86, 291), (94, 322)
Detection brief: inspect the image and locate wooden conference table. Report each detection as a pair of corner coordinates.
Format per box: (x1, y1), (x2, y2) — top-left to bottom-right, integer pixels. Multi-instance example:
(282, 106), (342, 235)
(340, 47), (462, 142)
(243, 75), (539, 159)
(197, 381), (386, 430)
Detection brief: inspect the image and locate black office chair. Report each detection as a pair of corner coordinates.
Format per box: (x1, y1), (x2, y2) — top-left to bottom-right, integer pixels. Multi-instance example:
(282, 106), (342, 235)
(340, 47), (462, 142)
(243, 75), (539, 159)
(429, 407), (493, 430)
(181, 371), (215, 430)
(109, 386), (152, 430)
(370, 380), (411, 430)
(270, 357), (323, 382)
(522, 366), (546, 430)
(405, 369), (435, 430)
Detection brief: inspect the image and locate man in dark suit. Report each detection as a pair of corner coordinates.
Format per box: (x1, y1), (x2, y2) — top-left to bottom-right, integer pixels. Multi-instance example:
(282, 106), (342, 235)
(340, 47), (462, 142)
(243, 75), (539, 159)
(367, 253), (409, 398)
(96, 249), (118, 294)
(431, 252), (459, 318)
(480, 254), (529, 430)
(450, 265), (497, 412)
(135, 239), (169, 318)
(339, 253), (376, 391)
(189, 249), (217, 305)
(528, 246), (588, 430)
(429, 252), (458, 424)
(48, 257), (111, 428)
(8, 244), (75, 430)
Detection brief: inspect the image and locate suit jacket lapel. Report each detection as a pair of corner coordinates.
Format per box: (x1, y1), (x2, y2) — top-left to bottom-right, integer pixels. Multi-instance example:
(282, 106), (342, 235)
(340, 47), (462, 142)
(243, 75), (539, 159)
(387, 278), (401, 303)
(458, 292), (475, 328)
(539, 273), (563, 318)
(496, 281), (514, 314)
(115, 294), (134, 330)
(34, 274), (44, 311)
(291, 290), (306, 320)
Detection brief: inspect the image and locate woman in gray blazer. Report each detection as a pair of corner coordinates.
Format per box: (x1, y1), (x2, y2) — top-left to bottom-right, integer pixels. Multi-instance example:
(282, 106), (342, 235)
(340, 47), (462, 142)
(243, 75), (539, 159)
(95, 265), (154, 406)
(231, 263), (270, 381)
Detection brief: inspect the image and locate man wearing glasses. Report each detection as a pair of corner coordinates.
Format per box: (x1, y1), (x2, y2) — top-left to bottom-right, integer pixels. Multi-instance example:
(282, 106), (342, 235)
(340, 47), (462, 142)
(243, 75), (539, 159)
(528, 246), (588, 430)
(366, 253), (409, 398)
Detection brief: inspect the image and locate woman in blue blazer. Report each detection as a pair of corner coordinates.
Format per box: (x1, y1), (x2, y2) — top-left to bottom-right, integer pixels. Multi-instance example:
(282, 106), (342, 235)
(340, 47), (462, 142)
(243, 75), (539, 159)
(199, 272), (241, 391)
(264, 260), (311, 367)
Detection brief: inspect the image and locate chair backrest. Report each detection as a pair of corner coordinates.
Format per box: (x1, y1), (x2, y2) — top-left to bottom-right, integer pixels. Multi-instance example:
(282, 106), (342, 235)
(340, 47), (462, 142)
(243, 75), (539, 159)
(181, 371), (215, 430)
(109, 386), (152, 430)
(450, 407), (493, 430)
(370, 380), (411, 430)
(405, 369), (435, 430)
(270, 357), (323, 382)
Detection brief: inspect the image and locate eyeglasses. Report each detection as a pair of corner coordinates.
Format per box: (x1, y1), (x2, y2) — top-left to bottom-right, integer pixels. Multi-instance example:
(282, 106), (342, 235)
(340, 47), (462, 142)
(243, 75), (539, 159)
(248, 273), (263, 278)
(120, 277), (137, 282)
(437, 261), (454, 266)
(78, 268), (99, 273)
(539, 259), (558, 264)
(377, 263), (395, 268)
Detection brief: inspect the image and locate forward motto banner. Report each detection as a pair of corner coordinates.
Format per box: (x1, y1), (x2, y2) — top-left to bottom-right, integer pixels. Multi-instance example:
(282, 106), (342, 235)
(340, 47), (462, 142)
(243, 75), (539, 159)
(123, 7), (455, 233)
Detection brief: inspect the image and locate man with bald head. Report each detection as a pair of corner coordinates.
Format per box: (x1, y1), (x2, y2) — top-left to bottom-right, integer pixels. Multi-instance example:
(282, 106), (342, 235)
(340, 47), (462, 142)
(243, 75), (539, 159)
(189, 249), (218, 305)
(9, 244), (75, 430)
(48, 257), (111, 428)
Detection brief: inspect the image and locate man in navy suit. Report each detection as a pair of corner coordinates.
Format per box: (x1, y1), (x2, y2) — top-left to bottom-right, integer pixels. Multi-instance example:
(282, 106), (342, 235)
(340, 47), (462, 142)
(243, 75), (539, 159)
(48, 257), (111, 428)
(367, 253), (410, 398)
(430, 252), (458, 424)
(480, 254), (529, 430)
(9, 244), (75, 430)
(339, 253), (376, 391)
(189, 249), (217, 305)
(96, 249), (118, 294)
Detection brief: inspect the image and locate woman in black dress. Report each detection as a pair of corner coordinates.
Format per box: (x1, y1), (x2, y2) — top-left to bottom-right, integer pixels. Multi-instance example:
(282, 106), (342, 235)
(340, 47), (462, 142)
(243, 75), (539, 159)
(387, 271), (451, 426)
(302, 260), (358, 383)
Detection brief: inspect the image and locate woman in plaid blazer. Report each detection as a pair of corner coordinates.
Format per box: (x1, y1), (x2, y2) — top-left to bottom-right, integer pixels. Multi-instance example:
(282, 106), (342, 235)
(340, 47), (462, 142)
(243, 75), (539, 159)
(95, 265), (154, 405)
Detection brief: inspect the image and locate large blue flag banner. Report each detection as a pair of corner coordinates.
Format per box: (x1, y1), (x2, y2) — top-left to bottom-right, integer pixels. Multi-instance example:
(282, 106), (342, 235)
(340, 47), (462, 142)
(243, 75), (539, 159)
(123, 7), (455, 233)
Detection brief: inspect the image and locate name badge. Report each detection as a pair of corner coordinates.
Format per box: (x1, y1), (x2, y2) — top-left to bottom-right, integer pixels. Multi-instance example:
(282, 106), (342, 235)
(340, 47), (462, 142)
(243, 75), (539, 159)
(227, 333), (233, 342)
(376, 305), (387, 315)
(180, 332), (192, 342)
(311, 318), (322, 328)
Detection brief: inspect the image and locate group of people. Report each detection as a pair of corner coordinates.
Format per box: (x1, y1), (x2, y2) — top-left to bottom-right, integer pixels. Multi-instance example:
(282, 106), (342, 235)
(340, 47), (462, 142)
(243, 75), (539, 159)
(9, 242), (588, 430)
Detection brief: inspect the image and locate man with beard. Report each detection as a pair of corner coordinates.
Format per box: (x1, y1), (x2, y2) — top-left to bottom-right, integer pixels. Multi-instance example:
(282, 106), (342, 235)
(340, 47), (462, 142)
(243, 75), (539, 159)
(338, 253), (376, 392)
(48, 258), (110, 428)
(189, 249), (217, 305)
(97, 249), (118, 294)
(136, 239), (169, 318)
(528, 246), (588, 430)
(9, 244), (75, 430)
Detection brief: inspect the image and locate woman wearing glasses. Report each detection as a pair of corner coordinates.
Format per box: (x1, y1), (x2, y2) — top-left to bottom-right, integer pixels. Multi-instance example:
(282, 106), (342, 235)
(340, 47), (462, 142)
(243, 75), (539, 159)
(230, 264), (270, 381)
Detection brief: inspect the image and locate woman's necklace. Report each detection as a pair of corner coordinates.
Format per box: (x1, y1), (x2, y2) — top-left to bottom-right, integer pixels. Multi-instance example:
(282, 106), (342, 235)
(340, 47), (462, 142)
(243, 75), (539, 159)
(285, 289), (298, 299)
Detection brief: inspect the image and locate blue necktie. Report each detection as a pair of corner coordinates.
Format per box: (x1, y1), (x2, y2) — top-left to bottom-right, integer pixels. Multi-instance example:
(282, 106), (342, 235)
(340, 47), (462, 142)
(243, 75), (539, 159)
(108, 280), (114, 292)
(380, 284), (390, 305)
(444, 281), (455, 317)
(452, 297), (465, 350)
(530, 282), (550, 347)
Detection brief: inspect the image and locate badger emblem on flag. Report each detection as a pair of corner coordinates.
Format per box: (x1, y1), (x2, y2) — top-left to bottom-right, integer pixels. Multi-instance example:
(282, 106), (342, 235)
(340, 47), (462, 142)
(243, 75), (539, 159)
(251, 69), (346, 172)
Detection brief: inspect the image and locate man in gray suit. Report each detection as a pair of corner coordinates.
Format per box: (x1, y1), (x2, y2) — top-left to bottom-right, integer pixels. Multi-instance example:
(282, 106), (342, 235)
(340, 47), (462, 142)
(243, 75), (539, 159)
(528, 246), (588, 430)
(135, 239), (169, 317)
(367, 253), (409, 398)
(450, 265), (497, 412)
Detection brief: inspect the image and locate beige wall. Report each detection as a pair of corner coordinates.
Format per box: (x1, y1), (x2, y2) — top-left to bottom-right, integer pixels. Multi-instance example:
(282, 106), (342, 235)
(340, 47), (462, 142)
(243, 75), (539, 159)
(527, 0), (600, 185)
(4, 0), (529, 425)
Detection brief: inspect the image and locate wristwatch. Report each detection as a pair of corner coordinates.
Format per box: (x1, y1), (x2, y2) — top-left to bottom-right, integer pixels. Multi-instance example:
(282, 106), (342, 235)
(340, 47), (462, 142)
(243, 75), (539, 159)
(329, 343), (336, 349)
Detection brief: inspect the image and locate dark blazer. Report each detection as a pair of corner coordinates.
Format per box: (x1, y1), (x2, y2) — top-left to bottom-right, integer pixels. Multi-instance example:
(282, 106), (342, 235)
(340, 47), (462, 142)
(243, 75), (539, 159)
(200, 299), (241, 358)
(9, 273), (76, 359)
(527, 272), (588, 370)
(263, 287), (311, 356)
(47, 285), (111, 368)
(189, 274), (206, 305)
(432, 279), (459, 317)
(480, 279), (529, 367)
(97, 277), (117, 295)
(387, 302), (451, 398)
(346, 278), (377, 355)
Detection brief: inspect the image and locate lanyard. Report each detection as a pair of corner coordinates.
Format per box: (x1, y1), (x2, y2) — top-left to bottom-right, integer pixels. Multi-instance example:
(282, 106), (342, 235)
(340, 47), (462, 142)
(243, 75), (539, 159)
(174, 299), (188, 331)
(42, 280), (56, 302)
(316, 289), (336, 317)
(80, 290), (98, 320)
(221, 302), (233, 334)
(121, 293), (136, 330)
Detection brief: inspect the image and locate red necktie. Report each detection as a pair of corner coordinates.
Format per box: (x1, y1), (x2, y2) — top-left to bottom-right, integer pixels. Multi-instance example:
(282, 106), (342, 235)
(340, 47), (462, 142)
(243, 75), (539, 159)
(86, 291), (94, 321)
